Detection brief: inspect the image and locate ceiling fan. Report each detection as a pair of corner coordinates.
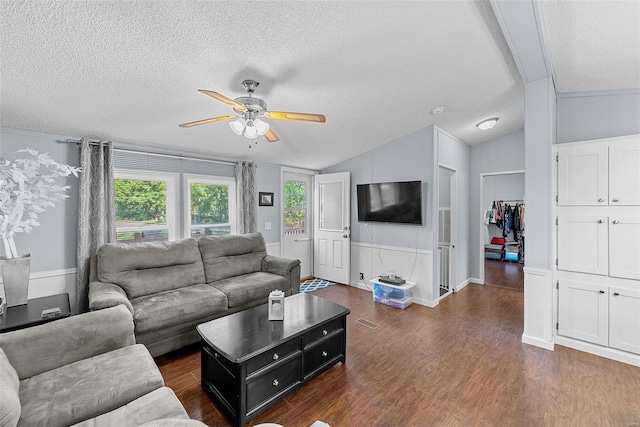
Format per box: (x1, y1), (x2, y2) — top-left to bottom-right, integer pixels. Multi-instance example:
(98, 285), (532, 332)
(179, 79), (326, 146)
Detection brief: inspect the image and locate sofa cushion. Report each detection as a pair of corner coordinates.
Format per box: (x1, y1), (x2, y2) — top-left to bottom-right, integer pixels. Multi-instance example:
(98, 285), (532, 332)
(130, 284), (228, 334)
(0, 348), (20, 427)
(70, 387), (188, 427)
(18, 344), (163, 427)
(198, 233), (267, 282)
(212, 271), (288, 307)
(98, 239), (206, 298)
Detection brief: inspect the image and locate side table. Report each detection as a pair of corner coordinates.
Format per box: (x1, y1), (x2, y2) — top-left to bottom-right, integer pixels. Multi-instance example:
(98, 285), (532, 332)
(0, 293), (71, 333)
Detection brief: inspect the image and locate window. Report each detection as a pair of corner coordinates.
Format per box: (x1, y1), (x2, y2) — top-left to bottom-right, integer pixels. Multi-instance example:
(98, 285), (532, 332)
(284, 180), (307, 236)
(114, 170), (178, 243)
(185, 175), (236, 239)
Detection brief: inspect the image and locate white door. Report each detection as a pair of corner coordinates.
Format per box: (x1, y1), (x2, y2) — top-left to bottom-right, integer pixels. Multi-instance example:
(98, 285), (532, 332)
(557, 215), (608, 275)
(313, 172), (350, 284)
(557, 144), (608, 206)
(609, 216), (640, 280)
(282, 172), (313, 279)
(558, 280), (609, 346)
(609, 138), (640, 206)
(609, 287), (640, 355)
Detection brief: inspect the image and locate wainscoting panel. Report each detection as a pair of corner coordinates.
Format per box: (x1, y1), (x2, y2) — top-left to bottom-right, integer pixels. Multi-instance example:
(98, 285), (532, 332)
(522, 267), (554, 350)
(265, 242), (280, 257)
(350, 242), (435, 307)
(0, 268), (77, 311)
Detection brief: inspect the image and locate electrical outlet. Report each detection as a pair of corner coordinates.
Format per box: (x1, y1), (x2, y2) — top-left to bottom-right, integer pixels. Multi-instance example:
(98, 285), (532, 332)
(359, 272), (364, 280)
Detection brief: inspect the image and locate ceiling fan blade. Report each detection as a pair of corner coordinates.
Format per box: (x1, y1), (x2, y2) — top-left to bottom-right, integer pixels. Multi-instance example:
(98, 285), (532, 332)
(264, 111), (326, 123)
(179, 115), (236, 127)
(263, 128), (279, 142)
(198, 89), (247, 112)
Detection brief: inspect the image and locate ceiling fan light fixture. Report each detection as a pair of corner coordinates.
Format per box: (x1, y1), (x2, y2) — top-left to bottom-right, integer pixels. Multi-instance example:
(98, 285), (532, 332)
(244, 121), (259, 139)
(476, 117), (498, 130)
(254, 119), (269, 136)
(229, 118), (246, 135)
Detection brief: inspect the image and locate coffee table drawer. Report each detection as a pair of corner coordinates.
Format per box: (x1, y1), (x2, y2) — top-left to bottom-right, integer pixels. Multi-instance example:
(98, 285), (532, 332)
(304, 333), (343, 377)
(246, 356), (301, 414)
(304, 318), (343, 346)
(246, 339), (300, 375)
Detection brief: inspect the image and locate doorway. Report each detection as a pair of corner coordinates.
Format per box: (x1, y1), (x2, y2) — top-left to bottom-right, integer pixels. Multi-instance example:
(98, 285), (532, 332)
(480, 171), (525, 290)
(438, 165), (456, 298)
(282, 171), (313, 279)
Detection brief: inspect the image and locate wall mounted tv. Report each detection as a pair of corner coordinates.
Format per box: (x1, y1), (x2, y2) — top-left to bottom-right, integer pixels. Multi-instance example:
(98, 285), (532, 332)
(357, 180), (422, 225)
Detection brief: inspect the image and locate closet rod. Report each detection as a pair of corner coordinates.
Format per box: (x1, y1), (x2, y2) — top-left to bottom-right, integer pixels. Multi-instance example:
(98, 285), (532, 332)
(494, 199), (524, 203)
(65, 139), (236, 166)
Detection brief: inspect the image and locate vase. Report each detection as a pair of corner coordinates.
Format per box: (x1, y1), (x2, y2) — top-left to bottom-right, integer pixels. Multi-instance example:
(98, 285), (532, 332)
(0, 254), (31, 307)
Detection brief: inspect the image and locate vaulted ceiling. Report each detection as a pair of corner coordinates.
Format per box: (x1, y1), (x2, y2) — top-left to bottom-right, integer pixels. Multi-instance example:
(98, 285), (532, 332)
(1, 1), (637, 170)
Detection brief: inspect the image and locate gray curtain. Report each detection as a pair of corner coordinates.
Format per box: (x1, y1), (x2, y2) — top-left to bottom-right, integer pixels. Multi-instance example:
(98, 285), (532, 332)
(235, 161), (257, 234)
(76, 140), (116, 313)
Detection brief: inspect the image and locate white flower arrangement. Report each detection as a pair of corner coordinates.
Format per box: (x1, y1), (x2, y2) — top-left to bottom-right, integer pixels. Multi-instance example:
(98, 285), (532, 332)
(0, 148), (81, 259)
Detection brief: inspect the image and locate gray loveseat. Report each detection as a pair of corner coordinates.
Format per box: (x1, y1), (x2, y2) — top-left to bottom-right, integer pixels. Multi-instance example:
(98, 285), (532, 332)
(0, 305), (198, 427)
(88, 233), (301, 356)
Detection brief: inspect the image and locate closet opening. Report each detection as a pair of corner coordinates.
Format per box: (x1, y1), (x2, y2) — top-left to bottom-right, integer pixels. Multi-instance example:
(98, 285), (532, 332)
(480, 171), (525, 291)
(438, 165), (456, 298)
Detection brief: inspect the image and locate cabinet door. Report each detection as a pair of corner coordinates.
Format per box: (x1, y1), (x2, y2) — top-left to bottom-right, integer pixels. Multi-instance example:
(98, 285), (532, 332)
(609, 216), (640, 280)
(557, 215), (608, 275)
(558, 280), (609, 346)
(609, 287), (640, 355)
(609, 138), (640, 206)
(557, 145), (608, 206)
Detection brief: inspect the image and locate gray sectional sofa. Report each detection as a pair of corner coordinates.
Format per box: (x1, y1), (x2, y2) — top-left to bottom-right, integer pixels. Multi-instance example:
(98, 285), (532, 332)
(88, 233), (301, 356)
(0, 305), (203, 427)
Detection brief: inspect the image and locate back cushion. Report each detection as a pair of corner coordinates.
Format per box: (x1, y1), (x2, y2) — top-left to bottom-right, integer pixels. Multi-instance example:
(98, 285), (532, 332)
(98, 238), (206, 298)
(198, 233), (267, 283)
(0, 348), (20, 427)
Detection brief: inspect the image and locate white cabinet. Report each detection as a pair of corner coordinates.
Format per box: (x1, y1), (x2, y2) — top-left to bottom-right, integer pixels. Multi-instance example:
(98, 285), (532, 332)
(557, 215), (608, 275)
(557, 136), (640, 206)
(609, 287), (640, 354)
(609, 140), (640, 206)
(557, 144), (608, 206)
(558, 280), (609, 346)
(609, 216), (640, 280)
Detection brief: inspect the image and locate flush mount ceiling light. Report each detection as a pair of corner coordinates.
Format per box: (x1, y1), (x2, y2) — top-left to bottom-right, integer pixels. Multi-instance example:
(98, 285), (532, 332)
(431, 106), (445, 115)
(476, 118), (498, 130)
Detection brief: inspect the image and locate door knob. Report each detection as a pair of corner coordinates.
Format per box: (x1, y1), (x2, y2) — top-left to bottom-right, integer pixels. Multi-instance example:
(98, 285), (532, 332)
(343, 234), (349, 238)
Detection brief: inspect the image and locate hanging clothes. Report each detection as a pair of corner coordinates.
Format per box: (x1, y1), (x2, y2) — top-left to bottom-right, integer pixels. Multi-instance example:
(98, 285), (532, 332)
(495, 201), (503, 229)
(519, 204), (525, 231)
(512, 204), (520, 240)
(489, 201), (496, 224)
(502, 204), (512, 238)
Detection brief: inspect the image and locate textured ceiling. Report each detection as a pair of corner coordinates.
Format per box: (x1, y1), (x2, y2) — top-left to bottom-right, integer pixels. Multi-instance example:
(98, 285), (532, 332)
(540, 0), (640, 93)
(1, 1), (525, 170)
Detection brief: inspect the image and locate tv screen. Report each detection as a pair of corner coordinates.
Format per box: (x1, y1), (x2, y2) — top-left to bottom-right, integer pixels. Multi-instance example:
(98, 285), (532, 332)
(357, 181), (422, 225)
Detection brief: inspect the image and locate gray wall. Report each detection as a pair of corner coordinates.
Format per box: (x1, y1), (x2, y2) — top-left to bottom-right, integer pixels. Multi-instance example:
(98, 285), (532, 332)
(557, 92), (640, 143)
(322, 127), (435, 251)
(0, 127), (284, 274)
(469, 130), (525, 279)
(0, 127), (80, 272)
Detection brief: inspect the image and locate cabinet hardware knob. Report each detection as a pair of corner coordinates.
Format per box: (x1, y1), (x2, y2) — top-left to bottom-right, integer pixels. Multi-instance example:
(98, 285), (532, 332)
(598, 198), (605, 202)
(597, 219), (604, 223)
(272, 353), (279, 361)
(322, 329), (328, 336)
(599, 290), (605, 294)
(272, 379), (279, 387)
(214, 352), (219, 358)
(612, 220), (620, 225)
(613, 292), (620, 296)
(322, 351), (328, 357)
(612, 198), (619, 202)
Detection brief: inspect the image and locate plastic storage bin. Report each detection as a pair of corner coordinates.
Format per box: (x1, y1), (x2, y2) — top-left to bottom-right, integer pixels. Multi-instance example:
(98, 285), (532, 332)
(370, 278), (416, 309)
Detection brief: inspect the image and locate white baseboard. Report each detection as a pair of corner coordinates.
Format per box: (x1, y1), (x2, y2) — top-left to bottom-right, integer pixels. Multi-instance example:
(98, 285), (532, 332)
(454, 278), (472, 292)
(555, 336), (640, 367)
(469, 277), (483, 285)
(522, 334), (555, 351)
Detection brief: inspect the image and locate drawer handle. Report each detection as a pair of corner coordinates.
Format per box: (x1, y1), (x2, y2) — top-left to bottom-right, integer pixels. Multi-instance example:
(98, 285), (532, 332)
(612, 220), (620, 225)
(612, 198), (620, 202)
(599, 290), (605, 294)
(322, 351), (328, 357)
(272, 353), (279, 361)
(598, 198), (605, 202)
(613, 292), (620, 296)
(272, 379), (279, 387)
(322, 329), (328, 336)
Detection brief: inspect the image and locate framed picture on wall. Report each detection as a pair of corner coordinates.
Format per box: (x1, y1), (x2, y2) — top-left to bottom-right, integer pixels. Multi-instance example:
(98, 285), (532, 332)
(259, 192), (274, 206)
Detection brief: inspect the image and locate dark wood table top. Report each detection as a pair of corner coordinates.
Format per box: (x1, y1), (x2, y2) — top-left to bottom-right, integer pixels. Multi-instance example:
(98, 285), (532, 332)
(197, 293), (350, 364)
(0, 293), (71, 332)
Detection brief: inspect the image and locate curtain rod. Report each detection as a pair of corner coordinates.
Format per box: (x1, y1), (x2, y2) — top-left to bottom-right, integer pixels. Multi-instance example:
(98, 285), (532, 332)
(66, 139), (236, 166)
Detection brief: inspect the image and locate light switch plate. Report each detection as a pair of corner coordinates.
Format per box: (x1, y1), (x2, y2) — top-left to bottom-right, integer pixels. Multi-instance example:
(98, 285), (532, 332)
(265, 222), (272, 230)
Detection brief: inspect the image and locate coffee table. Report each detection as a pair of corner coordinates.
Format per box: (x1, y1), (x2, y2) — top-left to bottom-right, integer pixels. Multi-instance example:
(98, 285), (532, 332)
(196, 293), (350, 427)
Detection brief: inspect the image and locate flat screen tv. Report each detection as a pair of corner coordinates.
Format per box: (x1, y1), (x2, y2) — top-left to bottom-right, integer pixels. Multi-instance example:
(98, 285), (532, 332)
(357, 180), (422, 225)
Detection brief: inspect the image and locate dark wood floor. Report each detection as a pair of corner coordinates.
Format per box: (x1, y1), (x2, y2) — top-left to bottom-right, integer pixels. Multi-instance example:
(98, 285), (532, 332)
(156, 284), (640, 426)
(484, 258), (524, 290)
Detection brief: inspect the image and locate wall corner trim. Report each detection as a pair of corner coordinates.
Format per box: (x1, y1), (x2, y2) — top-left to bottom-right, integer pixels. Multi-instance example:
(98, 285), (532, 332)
(522, 334), (555, 351)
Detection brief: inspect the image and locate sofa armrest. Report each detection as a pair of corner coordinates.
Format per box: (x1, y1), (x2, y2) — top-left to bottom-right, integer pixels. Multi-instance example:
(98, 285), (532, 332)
(89, 281), (134, 315)
(262, 255), (301, 294)
(0, 304), (135, 380)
